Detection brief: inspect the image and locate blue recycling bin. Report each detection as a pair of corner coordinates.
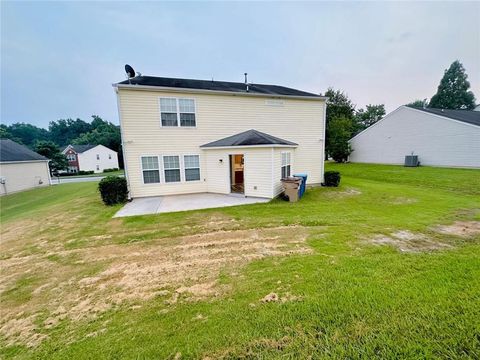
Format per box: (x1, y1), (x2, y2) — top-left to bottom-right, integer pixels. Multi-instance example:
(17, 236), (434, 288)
(294, 173), (308, 198)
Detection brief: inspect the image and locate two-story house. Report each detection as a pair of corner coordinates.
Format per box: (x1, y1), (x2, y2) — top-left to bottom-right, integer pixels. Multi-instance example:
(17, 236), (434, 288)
(114, 74), (326, 199)
(62, 144), (119, 173)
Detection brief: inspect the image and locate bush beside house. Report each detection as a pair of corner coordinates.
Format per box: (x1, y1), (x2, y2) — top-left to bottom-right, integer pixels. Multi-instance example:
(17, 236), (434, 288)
(98, 176), (128, 205)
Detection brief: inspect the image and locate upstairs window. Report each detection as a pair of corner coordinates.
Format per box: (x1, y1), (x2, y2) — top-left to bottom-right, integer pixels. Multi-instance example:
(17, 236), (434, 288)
(160, 98), (196, 127)
(160, 98), (178, 126)
(179, 99), (196, 127)
(96, 154), (100, 160)
(141, 156), (160, 184)
(163, 156), (181, 182)
(108, 154), (112, 160)
(281, 152), (291, 178)
(184, 155), (200, 181)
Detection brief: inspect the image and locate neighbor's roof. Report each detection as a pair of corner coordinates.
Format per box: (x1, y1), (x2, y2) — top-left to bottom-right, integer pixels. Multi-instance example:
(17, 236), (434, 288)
(66, 144), (97, 153)
(0, 139), (48, 162)
(408, 106), (480, 127)
(117, 76), (322, 98)
(200, 129), (298, 148)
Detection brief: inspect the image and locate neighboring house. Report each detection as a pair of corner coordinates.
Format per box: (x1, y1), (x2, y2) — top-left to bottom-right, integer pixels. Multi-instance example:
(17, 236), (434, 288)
(62, 144), (119, 173)
(113, 74), (327, 199)
(349, 106), (480, 168)
(0, 139), (51, 195)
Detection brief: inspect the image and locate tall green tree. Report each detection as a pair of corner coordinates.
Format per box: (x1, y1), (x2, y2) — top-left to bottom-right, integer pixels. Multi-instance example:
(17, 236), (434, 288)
(354, 104), (386, 133)
(35, 141), (68, 174)
(2, 123), (49, 148)
(324, 88), (356, 157)
(328, 117), (354, 163)
(429, 60), (476, 110)
(48, 118), (92, 147)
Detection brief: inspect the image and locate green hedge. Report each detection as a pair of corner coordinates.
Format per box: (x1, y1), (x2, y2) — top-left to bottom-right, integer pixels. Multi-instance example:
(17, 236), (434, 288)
(98, 176), (128, 205)
(103, 168), (119, 173)
(323, 171), (341, 187)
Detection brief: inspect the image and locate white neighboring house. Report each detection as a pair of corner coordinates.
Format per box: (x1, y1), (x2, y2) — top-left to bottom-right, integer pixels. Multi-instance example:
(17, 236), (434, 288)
(349, 106), (480, 168)
(0, 139), (51, 195)
(113, 73), (327, 199)
(62, 144), (119, 173)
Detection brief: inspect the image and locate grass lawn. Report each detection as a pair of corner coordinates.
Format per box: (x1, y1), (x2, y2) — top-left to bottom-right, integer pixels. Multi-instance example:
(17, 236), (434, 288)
(0, 163), (479, 359)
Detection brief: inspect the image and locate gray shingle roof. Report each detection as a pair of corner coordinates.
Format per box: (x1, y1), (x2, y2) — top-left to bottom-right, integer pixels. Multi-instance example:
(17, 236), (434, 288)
(117, 76), (321, 98)
(200, 129), (297, 148)
(408, 106), (480, 127)
(66, 144), (97, 153)
(0, 139), (49, 162)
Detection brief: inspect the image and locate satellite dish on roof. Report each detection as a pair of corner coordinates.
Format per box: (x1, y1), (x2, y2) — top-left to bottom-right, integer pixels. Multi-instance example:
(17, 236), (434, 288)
(125, 64), (135, 78)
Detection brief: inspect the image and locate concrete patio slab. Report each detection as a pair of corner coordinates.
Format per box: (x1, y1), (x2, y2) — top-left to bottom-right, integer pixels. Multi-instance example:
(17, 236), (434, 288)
(114, 193), (270, 217)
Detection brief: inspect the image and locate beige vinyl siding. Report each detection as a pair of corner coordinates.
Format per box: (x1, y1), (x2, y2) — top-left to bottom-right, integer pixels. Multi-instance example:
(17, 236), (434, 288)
(204, 150), (229, 194)
(0, 161), (50, 195)
(118, 89), (325, 198)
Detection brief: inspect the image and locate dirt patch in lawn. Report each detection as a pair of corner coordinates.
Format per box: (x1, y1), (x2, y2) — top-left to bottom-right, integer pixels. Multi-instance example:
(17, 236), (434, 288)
(391, 197), (418, 205)
(0, 225), (311, 347)
(324, 188), (362, 199)
(434, 221), (480, 238)
(369, 230), (452, 253)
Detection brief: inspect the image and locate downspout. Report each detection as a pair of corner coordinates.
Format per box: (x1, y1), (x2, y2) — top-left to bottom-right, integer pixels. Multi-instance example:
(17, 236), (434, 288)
(114, 86), (131, 199)
(321, 100), (327, 184)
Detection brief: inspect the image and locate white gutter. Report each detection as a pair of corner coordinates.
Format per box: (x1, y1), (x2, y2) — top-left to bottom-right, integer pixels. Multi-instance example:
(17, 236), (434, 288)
(113, 83), (327, 102)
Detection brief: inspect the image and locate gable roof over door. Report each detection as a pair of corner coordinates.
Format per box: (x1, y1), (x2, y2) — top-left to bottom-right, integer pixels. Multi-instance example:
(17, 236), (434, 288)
(0, 139), (48, 162)
(200, 129), (297, 148)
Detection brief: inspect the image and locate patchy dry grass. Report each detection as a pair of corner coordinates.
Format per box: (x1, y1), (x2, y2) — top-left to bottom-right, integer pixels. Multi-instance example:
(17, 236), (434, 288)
(1, 163), (480, 359)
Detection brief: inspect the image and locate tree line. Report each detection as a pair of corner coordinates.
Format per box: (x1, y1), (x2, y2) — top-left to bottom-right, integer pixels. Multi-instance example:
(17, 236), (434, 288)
(0, 115), (123, 172)
(325, 60), (477, 162)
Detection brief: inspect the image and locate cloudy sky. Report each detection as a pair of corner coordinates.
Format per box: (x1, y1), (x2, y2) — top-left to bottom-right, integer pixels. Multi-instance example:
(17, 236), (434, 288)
(1, 1), (479, 128)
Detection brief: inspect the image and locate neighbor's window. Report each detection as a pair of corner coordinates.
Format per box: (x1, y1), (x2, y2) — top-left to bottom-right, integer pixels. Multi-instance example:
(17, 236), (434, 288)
(160, 98), (178, 126)
(160, 98), (196, 127)
(179, 99), (196, 127)
(184, 155), (200, 181)
(141, 156), (160, 184)
(96, 165), (100, 171)
(108, 154), (112, 160)
(96, 154), (100, 160)
(281, 152), (291, 178)
(163, 156), (181, 182)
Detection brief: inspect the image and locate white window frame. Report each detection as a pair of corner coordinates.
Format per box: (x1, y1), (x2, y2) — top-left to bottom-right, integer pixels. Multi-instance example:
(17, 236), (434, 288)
(281, 151), (292, 179)
(183, 154), (201, 182)
(162, 155), (182, 183)
(141, 155), (161, 185)
(159, 97), (197, 128)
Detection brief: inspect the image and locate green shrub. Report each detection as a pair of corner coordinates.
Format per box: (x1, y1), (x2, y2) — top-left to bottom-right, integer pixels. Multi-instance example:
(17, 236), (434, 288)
(323, 171), (341, 187)
(78, 170), (95, 175)
(59, 170), (95, 177)
(103, 168), (119, 173)
(98, 176), (128, 205)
